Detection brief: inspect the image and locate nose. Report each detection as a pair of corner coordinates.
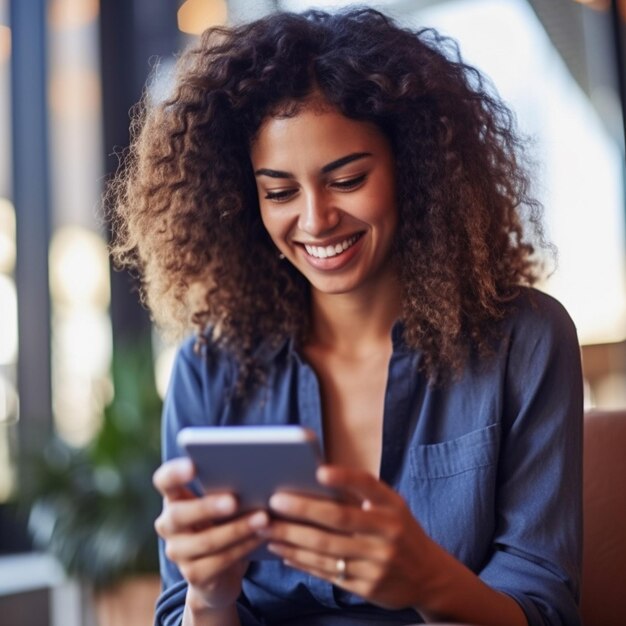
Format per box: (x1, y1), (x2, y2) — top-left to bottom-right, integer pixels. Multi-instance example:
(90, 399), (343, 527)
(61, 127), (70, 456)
(298, 188), (339, 236)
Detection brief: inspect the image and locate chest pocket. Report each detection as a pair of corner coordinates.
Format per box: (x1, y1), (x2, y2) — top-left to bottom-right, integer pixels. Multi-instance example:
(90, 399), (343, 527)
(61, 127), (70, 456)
(407, 423), (500, 569)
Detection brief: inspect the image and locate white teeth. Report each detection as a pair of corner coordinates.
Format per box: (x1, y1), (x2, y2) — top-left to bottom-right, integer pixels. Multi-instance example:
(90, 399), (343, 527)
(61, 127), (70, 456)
(304, 235), (359, 259)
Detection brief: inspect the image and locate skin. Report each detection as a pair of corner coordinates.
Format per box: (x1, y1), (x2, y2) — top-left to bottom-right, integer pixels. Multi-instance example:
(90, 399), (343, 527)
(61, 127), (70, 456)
(153, 102), (528, 626)
(153, 457), (267, 625)
(251, 104), (399, 301)
(252, 104), (402, 479)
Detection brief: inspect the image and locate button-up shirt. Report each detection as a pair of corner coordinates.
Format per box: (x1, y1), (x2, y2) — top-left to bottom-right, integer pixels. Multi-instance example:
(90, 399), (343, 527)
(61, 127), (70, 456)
(155, 288), (583, 626)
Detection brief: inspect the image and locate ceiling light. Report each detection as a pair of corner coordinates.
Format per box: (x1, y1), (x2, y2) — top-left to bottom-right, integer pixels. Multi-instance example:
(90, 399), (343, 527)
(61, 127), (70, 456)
(177, 0), (228, 35)
(571, 0), (609, 10)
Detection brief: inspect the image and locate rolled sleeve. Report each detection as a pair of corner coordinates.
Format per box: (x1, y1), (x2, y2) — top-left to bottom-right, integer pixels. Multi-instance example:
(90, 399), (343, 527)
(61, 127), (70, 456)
(479, 295), (583, 626)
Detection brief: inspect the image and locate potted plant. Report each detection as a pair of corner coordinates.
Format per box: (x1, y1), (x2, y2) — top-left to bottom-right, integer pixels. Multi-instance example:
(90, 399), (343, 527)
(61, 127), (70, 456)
(23, 342), (163, 626)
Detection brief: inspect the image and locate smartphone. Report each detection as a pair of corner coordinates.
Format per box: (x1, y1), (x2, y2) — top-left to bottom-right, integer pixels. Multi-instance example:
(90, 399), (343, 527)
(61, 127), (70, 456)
(177, 425), (338, 559)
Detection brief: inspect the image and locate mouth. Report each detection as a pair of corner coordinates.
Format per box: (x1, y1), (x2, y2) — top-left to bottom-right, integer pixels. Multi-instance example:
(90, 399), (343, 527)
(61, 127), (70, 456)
(301, 233), (364, 259)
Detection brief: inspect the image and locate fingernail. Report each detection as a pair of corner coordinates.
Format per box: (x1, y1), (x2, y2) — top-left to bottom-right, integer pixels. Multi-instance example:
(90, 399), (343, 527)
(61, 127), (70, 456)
(215, 495), (236, 513)
(316, 466), (330, 482)
(176, 457), (194, 476)
(249, 511), (268, 529)
(269, 494), (290, 510)
(266, 542), (281, 553)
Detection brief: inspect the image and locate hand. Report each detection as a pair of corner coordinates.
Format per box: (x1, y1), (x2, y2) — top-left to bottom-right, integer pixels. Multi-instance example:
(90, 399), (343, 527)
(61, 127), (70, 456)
(262, 465), (440, 611)
(153, 458), (269, 611)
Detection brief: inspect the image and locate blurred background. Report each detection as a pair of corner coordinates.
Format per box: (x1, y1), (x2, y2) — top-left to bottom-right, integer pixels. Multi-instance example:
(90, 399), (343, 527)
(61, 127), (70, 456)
(0, 0), (624, 624)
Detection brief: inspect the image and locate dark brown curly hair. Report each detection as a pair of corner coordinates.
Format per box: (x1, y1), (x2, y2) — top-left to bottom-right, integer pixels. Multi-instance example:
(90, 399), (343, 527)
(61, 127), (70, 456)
(109, 7), (549, 388)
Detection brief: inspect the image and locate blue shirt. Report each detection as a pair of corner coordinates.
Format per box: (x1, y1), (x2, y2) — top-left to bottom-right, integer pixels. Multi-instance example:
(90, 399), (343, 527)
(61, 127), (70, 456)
(155, 288), (583, 626)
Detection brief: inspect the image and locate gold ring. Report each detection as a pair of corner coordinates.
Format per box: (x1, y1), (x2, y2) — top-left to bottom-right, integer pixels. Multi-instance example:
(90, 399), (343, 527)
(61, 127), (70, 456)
(335, 557), (347, 581)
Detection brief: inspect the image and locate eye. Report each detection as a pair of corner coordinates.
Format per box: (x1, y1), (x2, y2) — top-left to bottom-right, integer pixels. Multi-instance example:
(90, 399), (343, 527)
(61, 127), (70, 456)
(264, 188), (298, 203)
(331, 173), (367, 191)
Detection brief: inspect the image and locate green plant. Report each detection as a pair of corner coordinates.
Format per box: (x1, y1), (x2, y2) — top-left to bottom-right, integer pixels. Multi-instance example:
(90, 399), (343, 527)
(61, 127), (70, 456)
(24, 342), (163, 589)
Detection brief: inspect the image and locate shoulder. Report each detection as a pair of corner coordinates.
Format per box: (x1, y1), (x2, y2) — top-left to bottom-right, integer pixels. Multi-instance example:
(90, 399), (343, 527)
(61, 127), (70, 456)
(161, 333), (240, 445)
(168, 333), (238, 400)
(502, 287), (578, 346)
(497, 288), (582, 394)
(168, 331), (290, 400)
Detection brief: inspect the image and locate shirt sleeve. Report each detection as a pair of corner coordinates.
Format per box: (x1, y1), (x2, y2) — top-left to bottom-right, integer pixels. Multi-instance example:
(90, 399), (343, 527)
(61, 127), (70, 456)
(154, 338), (261, 626)
(479, 293), (584, 626)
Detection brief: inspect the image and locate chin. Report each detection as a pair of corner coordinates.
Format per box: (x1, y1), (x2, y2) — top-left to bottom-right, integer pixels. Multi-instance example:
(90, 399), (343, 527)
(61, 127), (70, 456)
(309, 280), (360, 295)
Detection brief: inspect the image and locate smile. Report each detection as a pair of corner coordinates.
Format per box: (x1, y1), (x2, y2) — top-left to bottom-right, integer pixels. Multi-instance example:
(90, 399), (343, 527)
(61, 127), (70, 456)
(303, 234), (363, 259)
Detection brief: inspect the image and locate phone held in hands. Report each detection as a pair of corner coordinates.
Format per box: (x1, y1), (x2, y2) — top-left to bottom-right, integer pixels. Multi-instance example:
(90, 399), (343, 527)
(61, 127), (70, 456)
(177, 425), (338, 559)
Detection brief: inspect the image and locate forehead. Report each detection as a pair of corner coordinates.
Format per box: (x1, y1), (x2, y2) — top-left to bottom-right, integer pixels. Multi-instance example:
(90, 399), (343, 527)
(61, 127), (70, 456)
(250, 105), (390, 166)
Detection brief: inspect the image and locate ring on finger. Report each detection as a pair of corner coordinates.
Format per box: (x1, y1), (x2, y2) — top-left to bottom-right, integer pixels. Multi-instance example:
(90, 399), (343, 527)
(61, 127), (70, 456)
(335, 557), (347, 582)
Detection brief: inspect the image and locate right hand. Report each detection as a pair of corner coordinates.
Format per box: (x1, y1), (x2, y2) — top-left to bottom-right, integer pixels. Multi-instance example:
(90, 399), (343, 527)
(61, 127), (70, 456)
(153, 457), (269, 611)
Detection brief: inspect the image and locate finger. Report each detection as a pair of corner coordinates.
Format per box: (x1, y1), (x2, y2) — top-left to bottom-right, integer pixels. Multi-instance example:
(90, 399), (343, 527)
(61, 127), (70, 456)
(316, 465), (399, 508)
(268, 543), (380, 584)
(269, 492), (398, 536)
(274, 548), (392, 605)
(181, 534), (267, 588)
(155, 493), (239, 536)
(165, 510), (269, 561)
(153, 458), (196, 501)
(262, 518), (381, 559)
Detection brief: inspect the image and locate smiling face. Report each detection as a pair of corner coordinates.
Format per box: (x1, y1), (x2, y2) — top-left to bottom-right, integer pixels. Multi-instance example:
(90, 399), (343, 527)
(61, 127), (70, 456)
(250, 104), (398, 301)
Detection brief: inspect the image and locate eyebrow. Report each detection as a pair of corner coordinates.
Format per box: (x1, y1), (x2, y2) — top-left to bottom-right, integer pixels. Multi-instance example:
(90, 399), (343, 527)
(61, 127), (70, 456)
(254, 152), (373, 179)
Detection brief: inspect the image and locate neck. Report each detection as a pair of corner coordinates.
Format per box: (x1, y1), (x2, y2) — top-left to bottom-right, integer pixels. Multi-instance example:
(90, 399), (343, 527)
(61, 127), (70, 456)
(308, 276), (402, 358)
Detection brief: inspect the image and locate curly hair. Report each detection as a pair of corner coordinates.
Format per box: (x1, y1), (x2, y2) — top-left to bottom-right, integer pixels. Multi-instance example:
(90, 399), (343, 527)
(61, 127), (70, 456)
(109, 7), (549, 388)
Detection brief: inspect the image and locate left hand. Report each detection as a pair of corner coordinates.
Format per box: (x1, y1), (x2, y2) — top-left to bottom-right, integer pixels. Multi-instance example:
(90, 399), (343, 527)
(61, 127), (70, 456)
(261, 465), (441, 610)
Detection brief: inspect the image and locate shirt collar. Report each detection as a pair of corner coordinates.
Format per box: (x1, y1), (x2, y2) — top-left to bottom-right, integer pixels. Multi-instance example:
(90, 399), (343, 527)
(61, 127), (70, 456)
(260, 318), (412, 362)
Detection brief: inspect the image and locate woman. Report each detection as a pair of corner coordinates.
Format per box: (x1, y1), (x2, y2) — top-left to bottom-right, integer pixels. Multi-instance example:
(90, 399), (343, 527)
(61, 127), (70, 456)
(110, 8), (583, 626)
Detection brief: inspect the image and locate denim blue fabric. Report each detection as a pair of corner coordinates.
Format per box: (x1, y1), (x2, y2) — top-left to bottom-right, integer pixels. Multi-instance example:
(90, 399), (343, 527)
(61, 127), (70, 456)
(154, 288), (583, 626)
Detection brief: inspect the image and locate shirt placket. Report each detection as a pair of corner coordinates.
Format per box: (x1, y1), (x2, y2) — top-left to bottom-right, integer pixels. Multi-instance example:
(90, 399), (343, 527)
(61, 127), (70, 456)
(297, 357), (340, 608)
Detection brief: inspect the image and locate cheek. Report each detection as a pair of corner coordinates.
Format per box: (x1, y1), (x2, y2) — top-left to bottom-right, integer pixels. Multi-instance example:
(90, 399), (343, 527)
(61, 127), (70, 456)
(259, 205), (270, 230)
(259, 201), (276, 228)
(359, 193), (398, 228)
(359, 173), (397, 222)
(381, 186), (399, 232)
(259, 208), (287, 246)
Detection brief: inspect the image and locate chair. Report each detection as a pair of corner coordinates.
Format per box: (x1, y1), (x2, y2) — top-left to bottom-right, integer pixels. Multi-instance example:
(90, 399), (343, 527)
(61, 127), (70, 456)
(581, 409), (626, 626)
